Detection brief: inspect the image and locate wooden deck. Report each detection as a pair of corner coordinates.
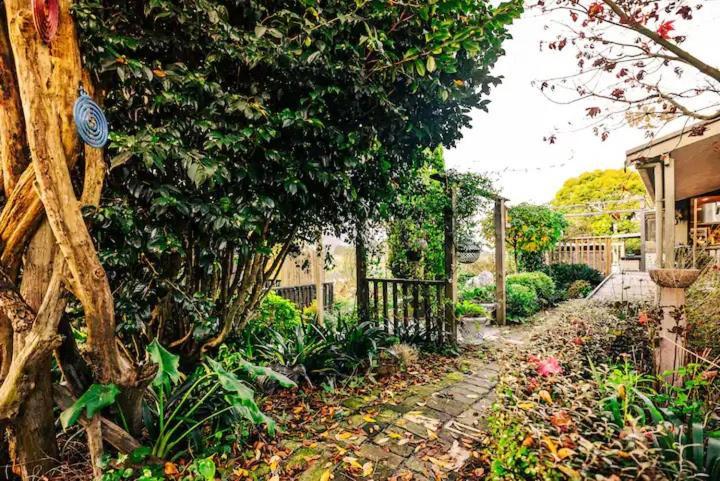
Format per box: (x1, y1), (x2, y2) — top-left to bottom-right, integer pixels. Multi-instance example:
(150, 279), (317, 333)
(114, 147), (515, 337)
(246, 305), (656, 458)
(588, 271), (655, 303)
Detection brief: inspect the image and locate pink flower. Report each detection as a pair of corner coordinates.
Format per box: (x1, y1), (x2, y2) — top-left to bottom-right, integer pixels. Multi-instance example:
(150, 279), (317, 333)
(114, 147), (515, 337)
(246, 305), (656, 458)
(536, 357), (563, 377)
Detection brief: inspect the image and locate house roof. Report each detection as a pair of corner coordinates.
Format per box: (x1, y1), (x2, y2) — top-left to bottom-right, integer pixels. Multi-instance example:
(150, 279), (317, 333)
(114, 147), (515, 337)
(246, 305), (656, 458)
(626, 118), (720, 201)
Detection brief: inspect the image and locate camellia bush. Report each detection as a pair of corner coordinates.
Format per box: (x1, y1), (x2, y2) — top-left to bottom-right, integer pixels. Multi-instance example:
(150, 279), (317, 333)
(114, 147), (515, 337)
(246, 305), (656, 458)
(0, 0), (522, 477)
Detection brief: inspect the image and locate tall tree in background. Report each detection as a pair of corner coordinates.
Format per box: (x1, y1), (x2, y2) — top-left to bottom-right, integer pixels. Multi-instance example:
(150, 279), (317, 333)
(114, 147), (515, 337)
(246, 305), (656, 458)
(536, 0), (720, 141)
(505, 204), (568, 271)
(0, 0), (522, 477)
(552, 169), (646, 236)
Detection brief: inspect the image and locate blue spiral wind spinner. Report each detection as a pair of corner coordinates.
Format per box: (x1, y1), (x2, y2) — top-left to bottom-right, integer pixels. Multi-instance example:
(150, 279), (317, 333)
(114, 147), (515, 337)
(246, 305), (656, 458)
(73, 86), (108, 148)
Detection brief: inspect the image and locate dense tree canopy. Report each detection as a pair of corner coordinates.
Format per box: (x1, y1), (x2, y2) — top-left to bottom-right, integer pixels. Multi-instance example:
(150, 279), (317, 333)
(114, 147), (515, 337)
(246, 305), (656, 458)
(552, 169), (646, 236)
(74, 0), (522, 358)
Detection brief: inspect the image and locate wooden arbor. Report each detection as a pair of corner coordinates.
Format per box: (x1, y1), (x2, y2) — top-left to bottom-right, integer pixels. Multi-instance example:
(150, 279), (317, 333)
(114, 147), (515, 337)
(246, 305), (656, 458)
(355, 184), (509, 344)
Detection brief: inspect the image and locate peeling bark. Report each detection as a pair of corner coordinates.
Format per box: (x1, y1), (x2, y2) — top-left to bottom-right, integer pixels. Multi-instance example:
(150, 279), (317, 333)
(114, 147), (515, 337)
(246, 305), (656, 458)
(0, 10), (27, 198)
(10, 223), (60, 478)
(3, 0), (136, 387)
(0, 256), (66, 420)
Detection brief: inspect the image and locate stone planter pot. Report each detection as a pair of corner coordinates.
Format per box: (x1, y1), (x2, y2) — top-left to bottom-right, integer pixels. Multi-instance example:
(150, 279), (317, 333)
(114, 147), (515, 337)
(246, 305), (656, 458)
(648, 268), (701, 384)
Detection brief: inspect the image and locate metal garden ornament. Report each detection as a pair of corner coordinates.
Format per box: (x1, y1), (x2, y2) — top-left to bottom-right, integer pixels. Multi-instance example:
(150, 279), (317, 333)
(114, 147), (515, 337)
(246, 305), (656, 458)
(32, 0), (59, 44)
(73, 87), (109, 148)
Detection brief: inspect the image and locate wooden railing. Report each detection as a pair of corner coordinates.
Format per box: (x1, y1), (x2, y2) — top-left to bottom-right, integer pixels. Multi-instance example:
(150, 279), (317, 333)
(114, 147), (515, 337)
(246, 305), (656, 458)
(273, 282), (334, 310)
(548, 236), (614, 276)
(364, 278), (453, 344)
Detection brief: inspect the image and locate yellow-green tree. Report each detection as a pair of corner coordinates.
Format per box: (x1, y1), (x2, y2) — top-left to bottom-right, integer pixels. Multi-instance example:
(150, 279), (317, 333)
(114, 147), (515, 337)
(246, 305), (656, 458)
(551, 169), (646, 236)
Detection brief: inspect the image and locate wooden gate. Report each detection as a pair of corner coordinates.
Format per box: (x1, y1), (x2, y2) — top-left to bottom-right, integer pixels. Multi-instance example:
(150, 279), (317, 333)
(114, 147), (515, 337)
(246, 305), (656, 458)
(363, 278), (453, 344)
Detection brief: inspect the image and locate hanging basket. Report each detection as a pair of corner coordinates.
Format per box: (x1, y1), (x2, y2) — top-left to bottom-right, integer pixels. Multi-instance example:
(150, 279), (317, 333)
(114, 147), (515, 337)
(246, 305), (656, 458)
(458, 245), (481, 264)
(32, 0), (59, 44)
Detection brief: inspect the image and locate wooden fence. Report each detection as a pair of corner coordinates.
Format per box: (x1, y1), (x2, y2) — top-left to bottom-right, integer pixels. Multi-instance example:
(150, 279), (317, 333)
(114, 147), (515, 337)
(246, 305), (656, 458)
(273, 282), (334, 310)
(548, 236), (614, 276)
(364, 278), (452, 343)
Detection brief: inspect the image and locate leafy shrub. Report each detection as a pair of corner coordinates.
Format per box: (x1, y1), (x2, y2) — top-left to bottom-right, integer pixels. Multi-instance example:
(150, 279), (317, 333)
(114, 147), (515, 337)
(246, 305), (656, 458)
(507, 272), (556, 305)
(257, 324), (329, 373)
(566, 279), (592, 299)
(456, 300), (488, 318)
(484, 302), (677, 481)
(257, 316), (392, 380)
(687, 269), (720, 358)
(542, 263), (604, 292)
(253, 292), (302, 336)
(624, 237), (641, 255)
(507, 284), (539, 320)
(461, 285), (495, 303)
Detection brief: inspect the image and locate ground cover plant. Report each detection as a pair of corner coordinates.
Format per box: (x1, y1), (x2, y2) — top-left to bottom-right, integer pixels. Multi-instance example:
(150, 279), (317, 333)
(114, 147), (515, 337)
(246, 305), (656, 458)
(469, 301), (720, 481)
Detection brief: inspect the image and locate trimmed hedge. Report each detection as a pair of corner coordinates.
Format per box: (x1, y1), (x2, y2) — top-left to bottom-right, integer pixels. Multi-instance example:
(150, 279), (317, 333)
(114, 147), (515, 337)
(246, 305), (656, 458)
(507, 284), (539, 320)
(542, 263), (604, 292)
(507, 272), (556, 305)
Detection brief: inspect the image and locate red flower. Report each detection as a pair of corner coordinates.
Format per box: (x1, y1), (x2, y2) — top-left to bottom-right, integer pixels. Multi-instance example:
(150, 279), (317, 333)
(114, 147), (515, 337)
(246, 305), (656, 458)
(638, 311), (648, 325)
(588, 2), (604, 18)
(657, 20), (675, 39)
(537, 357), (563, 377)
(572, 337), (584, 346)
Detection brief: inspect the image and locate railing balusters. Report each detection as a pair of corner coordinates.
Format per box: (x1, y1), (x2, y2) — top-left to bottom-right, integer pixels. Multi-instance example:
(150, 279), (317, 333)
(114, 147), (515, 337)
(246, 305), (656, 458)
(382, 280), (389, 332)
(392, 281), (399, 335)
(436, 284), (444, 344)
(423, 284), (430, 342)
(361, 277), (453, 345)
(402, 283), (409, 336)
(412, 284), (420, 336)
(372, 280), (379, 326)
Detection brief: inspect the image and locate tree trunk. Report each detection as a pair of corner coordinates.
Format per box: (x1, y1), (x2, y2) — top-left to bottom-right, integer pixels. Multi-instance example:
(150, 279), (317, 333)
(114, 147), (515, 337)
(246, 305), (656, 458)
(3, 0), (136, 388)
(8, 223), (60, 478)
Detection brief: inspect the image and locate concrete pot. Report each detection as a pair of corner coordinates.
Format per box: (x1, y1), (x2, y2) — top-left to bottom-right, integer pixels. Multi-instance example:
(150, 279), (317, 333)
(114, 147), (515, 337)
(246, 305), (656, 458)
(649, 268), (700, 288)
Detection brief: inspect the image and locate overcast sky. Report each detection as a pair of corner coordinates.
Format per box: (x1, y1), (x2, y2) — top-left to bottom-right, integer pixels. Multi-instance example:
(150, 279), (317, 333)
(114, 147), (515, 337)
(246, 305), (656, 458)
(446, 3), (720, 205)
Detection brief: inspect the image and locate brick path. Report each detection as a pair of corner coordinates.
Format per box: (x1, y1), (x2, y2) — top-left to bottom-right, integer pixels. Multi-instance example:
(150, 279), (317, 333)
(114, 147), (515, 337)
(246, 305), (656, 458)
(275, 326), (531, 480)
(281, 360), (499, 481)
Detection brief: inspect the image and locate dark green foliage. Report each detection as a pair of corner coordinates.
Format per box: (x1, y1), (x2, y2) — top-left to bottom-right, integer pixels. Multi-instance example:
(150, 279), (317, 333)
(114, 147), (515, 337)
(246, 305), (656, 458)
(506, 284), (539, 320)
(73, 0), (522, 357)
(386, 148), (495, 279)
(507, 272), (555, 306)
(60, 384), (120, 429)
(145, 342), (294, 458)
(543, 263), (604, 293)
(256, 317), (392, 380)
